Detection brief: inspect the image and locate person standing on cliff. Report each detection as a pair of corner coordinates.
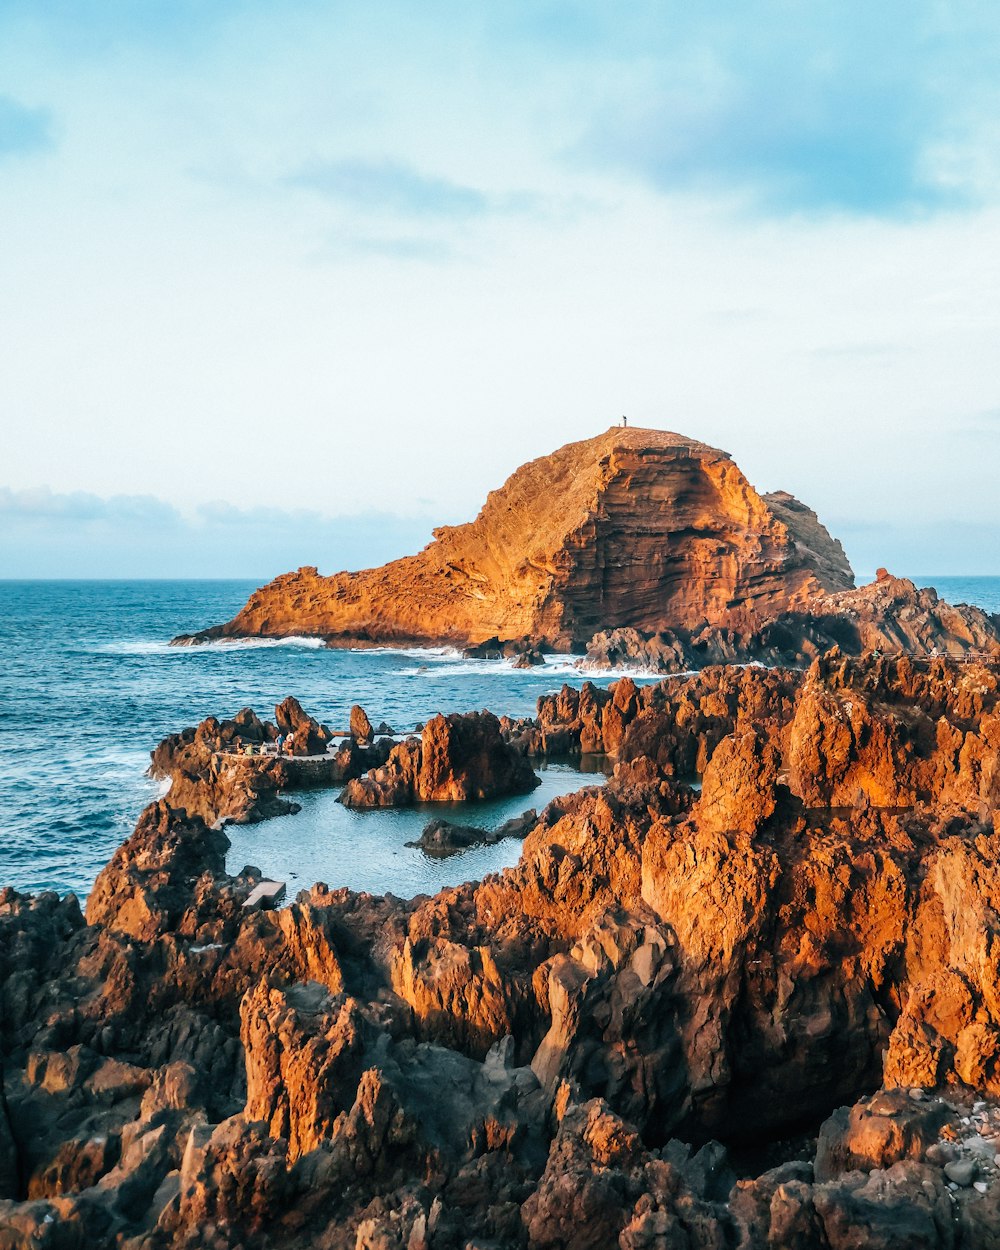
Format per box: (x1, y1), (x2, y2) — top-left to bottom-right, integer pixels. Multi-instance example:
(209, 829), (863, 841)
(622, 415), (628, 428)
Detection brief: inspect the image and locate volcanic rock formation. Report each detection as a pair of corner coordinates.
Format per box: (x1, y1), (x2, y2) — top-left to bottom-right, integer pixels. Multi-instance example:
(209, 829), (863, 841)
(175, 427), (856, 651)
(585, 568), (1000, 673)
(339, 711), (540, 808)
(148, 700), (385, 827)
(5, 656), (1000, 1246)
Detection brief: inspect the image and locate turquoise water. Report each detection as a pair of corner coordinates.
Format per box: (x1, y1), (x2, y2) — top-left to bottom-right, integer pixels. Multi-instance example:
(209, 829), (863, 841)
(227, 759), (607, 901)
(2, 577), (997, 899)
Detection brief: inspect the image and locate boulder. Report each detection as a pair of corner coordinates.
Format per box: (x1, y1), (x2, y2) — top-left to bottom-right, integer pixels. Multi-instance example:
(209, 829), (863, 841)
(340, 711), (540, 808)
(350, 704), (374, 743)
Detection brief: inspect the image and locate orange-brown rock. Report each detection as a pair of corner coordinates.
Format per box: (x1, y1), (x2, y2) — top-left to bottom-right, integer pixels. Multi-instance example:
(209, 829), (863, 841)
(84, 801), (232, 941)
(585, 572), (1000, 672)
(177, 427), (854, 650)
(149, 701), (387, 827)
(241, 980), (370, 1161)
(339, 710), (539, 807)
(10, 656), (1000, 1247)
(349, 703), (374, 743)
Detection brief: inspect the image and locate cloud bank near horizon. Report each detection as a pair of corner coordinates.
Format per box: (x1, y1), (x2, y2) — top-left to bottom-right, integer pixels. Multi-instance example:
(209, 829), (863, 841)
(3, 484), (999, 584)
(0, 486), (437, 579)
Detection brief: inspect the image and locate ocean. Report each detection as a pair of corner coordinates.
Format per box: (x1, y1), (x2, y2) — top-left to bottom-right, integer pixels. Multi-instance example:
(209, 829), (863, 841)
(2, 576), (997, 900)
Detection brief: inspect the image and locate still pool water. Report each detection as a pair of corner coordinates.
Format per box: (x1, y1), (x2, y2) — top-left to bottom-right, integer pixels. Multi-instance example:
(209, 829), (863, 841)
(226, 759), (607, 900)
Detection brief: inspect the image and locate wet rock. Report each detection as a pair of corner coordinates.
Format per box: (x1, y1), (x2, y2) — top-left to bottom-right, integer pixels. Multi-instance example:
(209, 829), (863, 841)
(340, 711), (540, 808)
(405, 810), (537, 858)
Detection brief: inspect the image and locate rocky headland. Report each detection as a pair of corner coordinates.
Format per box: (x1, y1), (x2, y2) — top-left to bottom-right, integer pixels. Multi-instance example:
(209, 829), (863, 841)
(173, 427), (1000, 669)
(5, 653), (1000, 1246)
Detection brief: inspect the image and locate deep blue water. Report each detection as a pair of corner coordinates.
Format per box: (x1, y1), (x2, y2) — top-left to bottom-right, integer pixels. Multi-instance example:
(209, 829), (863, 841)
(0, 581), (638, 898)
(2, 577), (997, 900)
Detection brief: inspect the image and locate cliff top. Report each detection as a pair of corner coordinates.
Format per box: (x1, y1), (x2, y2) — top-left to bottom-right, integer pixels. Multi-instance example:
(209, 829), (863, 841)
(432, 424), (734, 558)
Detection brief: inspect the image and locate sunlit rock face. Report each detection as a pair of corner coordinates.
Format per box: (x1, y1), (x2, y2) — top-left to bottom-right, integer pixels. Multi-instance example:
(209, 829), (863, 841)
(9, 661), (1000, 1246)
(179, 426), (854, 650)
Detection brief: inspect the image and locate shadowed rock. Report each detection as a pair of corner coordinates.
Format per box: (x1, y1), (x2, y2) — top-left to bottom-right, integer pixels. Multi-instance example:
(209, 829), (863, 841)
(6, 656), (1000, 1246)
(339, 711), (540, 808)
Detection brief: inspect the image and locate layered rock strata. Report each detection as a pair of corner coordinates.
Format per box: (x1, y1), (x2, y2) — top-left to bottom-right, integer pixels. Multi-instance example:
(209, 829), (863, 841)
(175, 427), (855, 651)
(586, 569), (1000, 673)
(4, 656), (1000, 1245)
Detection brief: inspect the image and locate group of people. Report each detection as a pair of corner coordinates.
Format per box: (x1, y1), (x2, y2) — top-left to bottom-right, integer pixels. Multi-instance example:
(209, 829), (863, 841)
(230, 733), (297, 757)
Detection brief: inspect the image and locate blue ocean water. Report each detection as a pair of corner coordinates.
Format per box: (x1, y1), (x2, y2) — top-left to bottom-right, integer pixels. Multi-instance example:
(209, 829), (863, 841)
(0, 581), (633, 899)
(914, 576), (1000, 615)
(2, 577), (997, 900)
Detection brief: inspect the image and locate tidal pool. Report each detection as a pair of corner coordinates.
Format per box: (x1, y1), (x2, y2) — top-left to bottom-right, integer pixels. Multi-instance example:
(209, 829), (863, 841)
(225, 758), (608, 900)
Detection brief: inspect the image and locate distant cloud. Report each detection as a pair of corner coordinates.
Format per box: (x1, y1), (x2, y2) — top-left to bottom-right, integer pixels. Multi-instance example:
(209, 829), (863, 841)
(573, 6), (995, 216)
(0, 486), (434, 579)
(285, 157), (546, 225)
(582, 87), (958, 217)
(287, 158), (491, 217)
(0, 486), (178, 525)
(0, 95), (53, 158)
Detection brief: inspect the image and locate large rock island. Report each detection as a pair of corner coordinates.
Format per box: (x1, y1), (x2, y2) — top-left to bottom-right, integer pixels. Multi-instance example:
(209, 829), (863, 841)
(175, 427), (856, 651)
(175, 426), (1000, 667)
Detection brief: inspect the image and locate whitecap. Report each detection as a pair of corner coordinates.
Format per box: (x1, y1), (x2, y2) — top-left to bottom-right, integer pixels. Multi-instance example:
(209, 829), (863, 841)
(100, 635), (326, 656)
(574, 661), (697, 681)
(347, 644), (465, 660)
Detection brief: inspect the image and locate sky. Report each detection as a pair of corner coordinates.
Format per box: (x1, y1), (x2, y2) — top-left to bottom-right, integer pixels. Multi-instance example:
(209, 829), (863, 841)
(2, 1), (1000, 580)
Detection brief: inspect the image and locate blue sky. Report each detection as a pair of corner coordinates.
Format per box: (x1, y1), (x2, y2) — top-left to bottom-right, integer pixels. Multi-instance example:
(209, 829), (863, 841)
(2, 1), (1000, 577)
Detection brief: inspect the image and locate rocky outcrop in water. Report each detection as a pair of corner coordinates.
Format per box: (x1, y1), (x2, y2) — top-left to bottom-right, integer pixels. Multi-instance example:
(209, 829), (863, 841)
(149, 700), (390, 827)
(174, 429), (1000, 669)
(339, 711), (540, 808)
(406, 810), (538, 858)
(4, 656), (1000, 1245)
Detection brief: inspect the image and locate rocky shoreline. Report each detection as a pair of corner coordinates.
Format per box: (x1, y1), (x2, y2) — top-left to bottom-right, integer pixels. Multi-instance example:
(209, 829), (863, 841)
(3, 651), (1000, 1246)
(173, 426), (1000, 678)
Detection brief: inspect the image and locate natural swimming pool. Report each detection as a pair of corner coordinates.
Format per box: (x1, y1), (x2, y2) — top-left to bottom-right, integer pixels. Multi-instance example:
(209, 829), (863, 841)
(225, 758), (608, 900)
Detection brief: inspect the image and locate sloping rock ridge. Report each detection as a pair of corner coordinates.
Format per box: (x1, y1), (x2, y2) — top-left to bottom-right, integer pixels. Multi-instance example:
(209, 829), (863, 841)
(585, 569), (1000, 672)
(6, 654), (1000, 1245)
(176, 426), (856, 650)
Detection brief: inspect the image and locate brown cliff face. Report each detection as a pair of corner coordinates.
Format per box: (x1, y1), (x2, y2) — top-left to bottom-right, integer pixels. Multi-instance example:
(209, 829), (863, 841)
(179, 427), (853, 650)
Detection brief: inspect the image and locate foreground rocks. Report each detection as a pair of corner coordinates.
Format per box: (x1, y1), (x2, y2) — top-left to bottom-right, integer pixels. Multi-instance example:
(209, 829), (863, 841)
(4, 654), (1000, 1246)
